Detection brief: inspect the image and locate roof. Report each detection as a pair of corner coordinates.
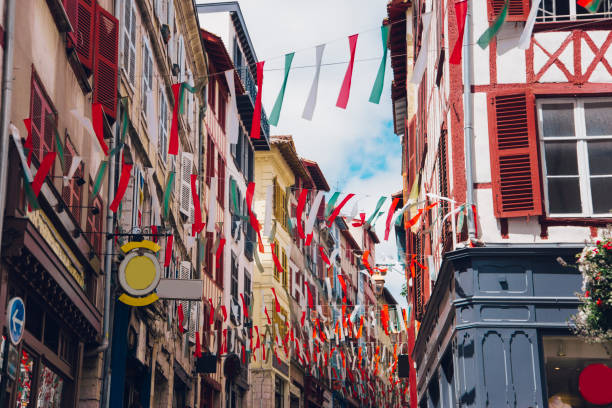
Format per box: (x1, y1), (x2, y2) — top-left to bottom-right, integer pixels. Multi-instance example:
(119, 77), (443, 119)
(200, 29), (245, 95)
(367, 226), (380, 244)
(196, 2), (258, 78)
(270, 136), (310, 181)
(387, 0), (411, 136)
(301, 159), (330, 192)
(382, 287), (398, 305)
(338, 217), (361, 250)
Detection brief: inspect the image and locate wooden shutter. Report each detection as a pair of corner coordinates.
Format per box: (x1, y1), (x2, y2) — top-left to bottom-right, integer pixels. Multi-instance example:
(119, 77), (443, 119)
(489, 0), (529, 21)
(217, 155), (225, 209)
(93, 3), (118, 119)
(64, 0), (95, 70)
(122, 0), (136, 85)
(488, 92), (542, 218)
(180, 152), (193, 216)
(30, 74), (55, 165)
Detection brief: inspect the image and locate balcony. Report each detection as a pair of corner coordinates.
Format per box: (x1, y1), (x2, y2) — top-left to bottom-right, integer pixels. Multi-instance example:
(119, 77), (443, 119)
(235, 66), (270, 150)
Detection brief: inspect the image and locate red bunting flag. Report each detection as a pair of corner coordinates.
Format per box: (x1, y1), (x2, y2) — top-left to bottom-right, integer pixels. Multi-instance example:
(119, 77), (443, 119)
(270, 243), (284, 274)
(336, 34), (358, 109)
(450, 0), (468, 64)
(250, 61), (265, 139)
(194, 332), (202, 357)
(327, 193), (355, 227)
(221, 305), (227, 322)
(305, 282), (314, 310)
(109, 161), (132, 212)
(406, 209), (424, 228)
(164, 235), (173, 267)
(216, 238), (226, 261)
(168, 83), (181, 155)
(271, 288), (281, 313)
(384, 197), (400, 241)
(264, 306), (271, 324)
(177, 303), (185, 333)
(338, 275), (348, 299)
(92, 103), (109, 155)
(240, 293), (249, 319)
(296, 188), (308, 239)
(208, 298), (214, 325)
(301, 311), (306, 326)
(319, 246), (330, 266)
(191, 174), (204, 234)
(31, 152), (56, 197)
(246, 182), (264, 253)
(151, 225), (158, 243)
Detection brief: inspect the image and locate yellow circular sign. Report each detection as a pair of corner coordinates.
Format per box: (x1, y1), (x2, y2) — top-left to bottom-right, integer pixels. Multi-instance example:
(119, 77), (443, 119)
(124, 255), (157, 290)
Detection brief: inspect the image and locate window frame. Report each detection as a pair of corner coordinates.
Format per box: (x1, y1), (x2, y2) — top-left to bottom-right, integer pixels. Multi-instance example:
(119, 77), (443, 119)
(158, 85), (168, 164)
(536, 0), (612, 22)
(537, 96), (612, 218)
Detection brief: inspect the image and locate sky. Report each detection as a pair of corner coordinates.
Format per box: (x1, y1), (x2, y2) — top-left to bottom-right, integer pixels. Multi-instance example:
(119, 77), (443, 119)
(198, 0), (407, 306)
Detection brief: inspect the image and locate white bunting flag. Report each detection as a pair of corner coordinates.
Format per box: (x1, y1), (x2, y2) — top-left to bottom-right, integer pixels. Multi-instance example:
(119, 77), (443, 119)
(224, 70), (240, 144)
(302, 44), (326, 120)
(64, 156), (82, 186)
(10, 125), (33, 182)
(518, 0), (542, 49)
(70, 109), (104, 179)
(305, 191), (325, 236)
(410, 12), (433, 85)
(207, 177), (217, 232)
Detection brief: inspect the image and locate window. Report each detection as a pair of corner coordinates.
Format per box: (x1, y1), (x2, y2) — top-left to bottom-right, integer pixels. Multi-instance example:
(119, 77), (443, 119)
(231, 252), (238, 301)
(29, 72), (56, 167)
(273, 179), (288, 231)
(538, 98), (612, 217)
(218, 86), (227, 131)
(205, 232), (213, 277)
(63, 0), (94, 70)
(218, 154), (225, 208)
(158, 86), (168, 163)
(86, 192), (103, 256)
(122, 0), (136, 84)
(141, 38), (153, 114)
(537, 0), (612, 21)
(92, 3), (119, 119)
(216, 236), (224, 288)
(208, 77), (216, 112)
(542, 336), (612, 407)
(62, 137), (83, 223)
(274, 377), (284, 408)
(243, 272), (251, 315)
(282, 249), (288, 288)
(207, 136), (215, 185)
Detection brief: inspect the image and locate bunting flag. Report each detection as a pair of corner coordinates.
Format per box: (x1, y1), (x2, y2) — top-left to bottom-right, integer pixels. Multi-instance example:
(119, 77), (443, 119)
(305, 281), (314, 310)
(164, 235), (173, 267)
(450, 1), (468, 64)
(327, 193), (355, 227)
(208, 298), (215, 326)
(191, 174), (204, 234)
(177, 303), (185, 333)
(357, 316), (364, 339)
(518, 0), (542, 49)
(64, 156), (82, 186)
(336, 34), (358, 109)
(366, 196), (387, 226)
(221, 305), (228, 322)
(169, 83), (181, 155)
(578, 0), (603, 12)
(319, 246), (330, 266)
(194, 332), (202, 357)
(265, 306), (272, 324)
(240, 293), (249, 319)
(250, 61), (265, 139)
(253, 248), (264, 273)
(362, 250), (374, 275)
(215, 238), (226, 261)
(88, 161), (107, 200)
(224, 71), (240, 144)
(338, 275), (348, 300)
(92, 103), (109, 156)
(270, 243), (284, 274)
(269, 52), (295, 126)
(271, 288), (281, 313)
(305, 191), (325, 239)
(411, 12), (433, 84)
(109, 161), (133, 213)
(384, 197), (400, 241)
(369, 25), (389, 104)
(296, 188), (308, 238)
(478, 0), (509, 49)
(303, 44), (325, 120)
(23, 119), (33, 166)
(325, 192), (340, 218)
(472, 204), (479, 238)
(246, 182), (264, 252)
(31, 152), (56, 197)
(163, 171), (175, 219)
(406, 209), (424, 228)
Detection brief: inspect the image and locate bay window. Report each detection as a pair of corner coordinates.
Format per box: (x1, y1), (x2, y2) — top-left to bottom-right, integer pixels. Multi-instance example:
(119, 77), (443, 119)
(538, 98), (612, 217)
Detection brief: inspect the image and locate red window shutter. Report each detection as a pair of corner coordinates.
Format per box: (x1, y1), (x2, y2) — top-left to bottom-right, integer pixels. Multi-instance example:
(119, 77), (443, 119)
(30, 74), (55, 166)
(93, 3), (118, 119)
(64, 0), (95, 69)
(489, 0), (529, 21)
(488, 92), (542, 218)
(218, 155), (225, 208)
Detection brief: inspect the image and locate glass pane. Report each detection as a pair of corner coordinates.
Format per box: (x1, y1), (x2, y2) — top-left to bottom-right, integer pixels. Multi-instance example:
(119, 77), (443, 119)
(587, 140), (612, 175)
(547, 177), (582, 214)
(544, 141), (578, 175)
(584, 101), (612, 137)
(590, 177), (612, 214)
(543, 336), (611, 408)
(541, 103), (575, 137)
(36, 365), (64, 408)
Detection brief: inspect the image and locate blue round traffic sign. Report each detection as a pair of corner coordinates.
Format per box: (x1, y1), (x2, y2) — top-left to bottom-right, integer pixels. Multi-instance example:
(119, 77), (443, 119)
(6, 297), (25, 345)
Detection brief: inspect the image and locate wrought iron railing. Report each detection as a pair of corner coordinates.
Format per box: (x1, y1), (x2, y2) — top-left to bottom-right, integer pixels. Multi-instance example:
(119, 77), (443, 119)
(236, 66), (269, 137)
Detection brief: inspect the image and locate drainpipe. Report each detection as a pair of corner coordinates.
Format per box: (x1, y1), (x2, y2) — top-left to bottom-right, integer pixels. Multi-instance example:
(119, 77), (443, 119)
(0, 0), (17, 261)
(462, 1), (476, 240)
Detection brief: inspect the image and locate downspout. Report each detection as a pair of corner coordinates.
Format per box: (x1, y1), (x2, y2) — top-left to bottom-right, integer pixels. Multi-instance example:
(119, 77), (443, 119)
(0, 0), (17, 260)
(462, 1), (476, 240)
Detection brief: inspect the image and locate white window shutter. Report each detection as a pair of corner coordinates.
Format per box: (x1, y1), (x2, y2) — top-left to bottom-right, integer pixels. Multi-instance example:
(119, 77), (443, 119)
(178, 260), (191, 333)
(188, 302), (198, 343)
(180, 152), (193, 216)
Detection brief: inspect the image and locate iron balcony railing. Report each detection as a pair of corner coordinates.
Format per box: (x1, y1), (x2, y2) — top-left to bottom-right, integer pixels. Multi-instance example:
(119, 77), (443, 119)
(236, 66), (270, 137)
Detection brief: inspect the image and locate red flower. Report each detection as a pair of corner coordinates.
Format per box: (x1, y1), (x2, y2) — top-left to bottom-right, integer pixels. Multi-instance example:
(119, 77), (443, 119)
(585, 291), (590, 297)
(597, 299), (602, 306)
(596, 240), (601, 245)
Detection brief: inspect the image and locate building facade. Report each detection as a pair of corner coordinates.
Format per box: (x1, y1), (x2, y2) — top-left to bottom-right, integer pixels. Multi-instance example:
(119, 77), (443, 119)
(388, 0), (612, 405)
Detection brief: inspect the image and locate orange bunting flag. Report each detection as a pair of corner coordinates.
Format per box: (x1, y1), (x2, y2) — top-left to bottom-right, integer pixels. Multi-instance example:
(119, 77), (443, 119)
(338, 275), (348, 299)
(406, 209), (424, 228)
(357, 316), (364, 339)
(362, 250), (374, 275)
(402, 307), (409, 329)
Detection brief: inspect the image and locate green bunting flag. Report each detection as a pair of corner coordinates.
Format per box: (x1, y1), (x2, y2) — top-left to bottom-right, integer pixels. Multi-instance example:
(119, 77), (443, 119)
(120, 102), (128, 143)
(369, 25), (389, 104)
(163, 171), (175, 219)
(269, 52), (295, 126)
(366, 196), (387, 226)
(230, 178), (239, 214)
(51, 126), (64, 166)
(477, 0), (509, 49)
(325, 192), (340, 218)
(91, 161), (108, 199)
(578, 0), (603, 12)
(22, 168), (40, 210)
(179, 82), (199, 114)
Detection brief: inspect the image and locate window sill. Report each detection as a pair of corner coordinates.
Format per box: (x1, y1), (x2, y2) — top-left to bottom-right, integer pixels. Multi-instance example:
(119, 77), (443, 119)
(542, 216), (612, 227)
